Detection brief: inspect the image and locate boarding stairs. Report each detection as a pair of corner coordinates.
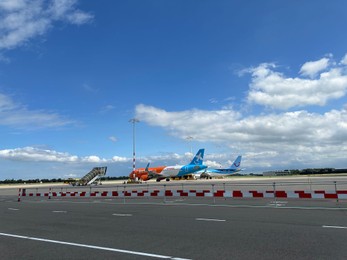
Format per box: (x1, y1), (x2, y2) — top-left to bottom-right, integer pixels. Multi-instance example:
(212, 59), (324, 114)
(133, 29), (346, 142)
(77, 166), (107, 186)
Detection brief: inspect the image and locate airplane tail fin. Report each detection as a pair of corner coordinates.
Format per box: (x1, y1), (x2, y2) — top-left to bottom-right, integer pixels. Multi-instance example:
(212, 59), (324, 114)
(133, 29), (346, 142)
(145, 162), (150, 172)
(189, 149), (205, 165)
(230, 155), (242, 170)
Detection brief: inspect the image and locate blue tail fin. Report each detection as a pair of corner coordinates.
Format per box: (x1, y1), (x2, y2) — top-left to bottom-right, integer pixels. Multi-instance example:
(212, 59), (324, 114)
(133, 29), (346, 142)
(189, 149), (205, 165)
(145, 162), (150, 172)
(230, 155), (242, 170)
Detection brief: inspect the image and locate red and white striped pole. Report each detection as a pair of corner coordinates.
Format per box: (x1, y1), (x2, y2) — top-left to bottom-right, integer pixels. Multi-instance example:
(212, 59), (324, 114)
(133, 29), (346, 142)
(18, 188), (21, 202)
(129, 118), (139, 181)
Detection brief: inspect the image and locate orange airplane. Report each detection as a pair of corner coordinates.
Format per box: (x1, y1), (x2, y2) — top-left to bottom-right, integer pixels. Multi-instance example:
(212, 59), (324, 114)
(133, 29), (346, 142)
(129, 163), (166, 181)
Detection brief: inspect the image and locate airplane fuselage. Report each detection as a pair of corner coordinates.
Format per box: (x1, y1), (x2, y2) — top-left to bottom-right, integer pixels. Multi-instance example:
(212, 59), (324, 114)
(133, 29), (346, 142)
(200, 168), (241, 178)
(161, 164), (207, 178)
(129, 166), (166, 180)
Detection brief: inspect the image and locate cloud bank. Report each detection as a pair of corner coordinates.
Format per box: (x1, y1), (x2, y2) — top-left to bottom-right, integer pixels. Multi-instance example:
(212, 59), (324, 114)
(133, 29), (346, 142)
(246, 55), (347, 109)
(135, 104), (347, 147)
(0, 146), (128, 163)
(134, 54), (347, 171)
(0, 0), (93, 50)
(2, 48), (347, 175)
(0, 93), (74, 129)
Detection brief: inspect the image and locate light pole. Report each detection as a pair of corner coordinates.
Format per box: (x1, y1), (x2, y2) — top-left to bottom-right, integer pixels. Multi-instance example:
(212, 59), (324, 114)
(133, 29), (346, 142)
(129, 118), (140, 180)
(186, 136), (193, 155)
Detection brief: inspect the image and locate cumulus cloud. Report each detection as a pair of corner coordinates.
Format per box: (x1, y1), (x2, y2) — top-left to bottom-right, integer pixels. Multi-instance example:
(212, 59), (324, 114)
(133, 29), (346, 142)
(0, 146), (187, 166)
(0, 0), (27, 11)
(136, 104), (347, 145)
(111, 156), (127, 162)
(135, 104), (242, 142)
(0, 0), (93, 50)
(0, 147), (119, 164)
(246, 55), (347, 109)
(81, 155), (106, 163)
(299, 57), (330, 78)
(0, 147), (78, 162)
(133, 56), (347, 170)
(0, 92), (74, 129)
(135, 104), (347, 170)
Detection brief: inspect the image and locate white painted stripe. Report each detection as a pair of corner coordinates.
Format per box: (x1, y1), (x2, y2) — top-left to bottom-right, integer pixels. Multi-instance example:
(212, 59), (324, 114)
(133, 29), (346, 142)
(322, 225), (347, 229)
(112, 213), (132, 217)
(52, 211), (67, 213)
(196, 218), (226, 222)
(8, 208), (19, 211)
(0, 232), (191, 259)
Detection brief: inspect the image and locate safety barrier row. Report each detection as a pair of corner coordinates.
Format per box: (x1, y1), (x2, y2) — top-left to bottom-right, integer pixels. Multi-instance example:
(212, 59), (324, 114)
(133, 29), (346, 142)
(18, 188), (347, 201)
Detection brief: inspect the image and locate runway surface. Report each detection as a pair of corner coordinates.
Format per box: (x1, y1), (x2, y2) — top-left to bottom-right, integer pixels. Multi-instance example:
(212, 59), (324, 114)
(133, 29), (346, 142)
(1, 197), (347, 259)
(1, 176), (347, 259)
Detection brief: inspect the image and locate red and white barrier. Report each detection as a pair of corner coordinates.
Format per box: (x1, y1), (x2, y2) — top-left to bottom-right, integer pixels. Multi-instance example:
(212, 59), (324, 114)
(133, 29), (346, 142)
(17, 188), (21, 202)
(19, 189), (347, 200)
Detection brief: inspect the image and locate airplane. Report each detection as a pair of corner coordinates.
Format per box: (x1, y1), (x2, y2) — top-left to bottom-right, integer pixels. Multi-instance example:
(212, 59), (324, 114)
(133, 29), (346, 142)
(129, 163), (166, 181)
(198, 155), (242, 179)
(155, 148), (207, 182)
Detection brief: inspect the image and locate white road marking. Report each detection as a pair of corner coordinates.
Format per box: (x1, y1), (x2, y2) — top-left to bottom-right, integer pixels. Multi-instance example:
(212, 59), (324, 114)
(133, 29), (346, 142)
(322, 225), (347, 229)
(112, 213), (132, 217)
(0, 232), (191, 259)
(52, 211), (67, 213)
(269, 201), (288, 204)
(268, 203), (285, 207)
(196, 218), (226, 222)
(8, 208), (19, 211)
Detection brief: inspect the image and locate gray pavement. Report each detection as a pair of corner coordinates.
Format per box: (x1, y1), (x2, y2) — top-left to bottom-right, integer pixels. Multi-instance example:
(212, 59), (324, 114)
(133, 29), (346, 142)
(1, 197), (347, 259)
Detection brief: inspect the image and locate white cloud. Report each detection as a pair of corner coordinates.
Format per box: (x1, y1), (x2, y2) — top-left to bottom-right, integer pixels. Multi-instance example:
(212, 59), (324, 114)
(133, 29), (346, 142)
(246, 55), (347, 109)
(0, 92), (74, 129)
(100, 105), (115, 113)
(83, 83), (99, 93)
(135, 104), (347, 170)
(112, 156), (128, 162)
(0, 0), (27, 11)
(0, 93), (17, 110)
(135, 104), (241, 142)
(0, 0), (93, 50)
(136, 104), (347, 145)
(0, 147), (78, 162)
(209, 98), (218, 104)
(0, 147), (114, 164)
(340, 54), (347, 65)
(0, 147), (180, 166)
(109, 136), (118, 142)
(299, 57), (330, 78)
(81, 155), (106, 163)
(66, 10), (93, 25)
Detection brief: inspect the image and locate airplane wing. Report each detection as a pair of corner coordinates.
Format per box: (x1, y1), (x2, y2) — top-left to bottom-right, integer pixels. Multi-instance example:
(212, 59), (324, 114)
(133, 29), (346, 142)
(143, 163), (165, 180)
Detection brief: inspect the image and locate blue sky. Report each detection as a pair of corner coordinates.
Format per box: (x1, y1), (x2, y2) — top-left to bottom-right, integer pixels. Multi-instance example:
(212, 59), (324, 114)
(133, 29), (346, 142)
(1, 0), (347, 180)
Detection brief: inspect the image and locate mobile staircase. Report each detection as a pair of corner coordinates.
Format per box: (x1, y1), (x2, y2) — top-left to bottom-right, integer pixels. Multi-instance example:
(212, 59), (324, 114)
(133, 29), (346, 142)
(73, 166), (107, 186)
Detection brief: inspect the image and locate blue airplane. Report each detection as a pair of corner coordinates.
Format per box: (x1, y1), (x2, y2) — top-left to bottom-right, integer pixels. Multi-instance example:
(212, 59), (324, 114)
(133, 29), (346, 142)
(198, 155), (242, 179)
(156, 148), (207, 182)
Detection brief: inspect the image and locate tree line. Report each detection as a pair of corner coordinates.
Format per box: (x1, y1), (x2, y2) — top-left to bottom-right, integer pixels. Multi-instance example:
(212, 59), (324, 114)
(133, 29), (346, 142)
(0, 176), (128, 184)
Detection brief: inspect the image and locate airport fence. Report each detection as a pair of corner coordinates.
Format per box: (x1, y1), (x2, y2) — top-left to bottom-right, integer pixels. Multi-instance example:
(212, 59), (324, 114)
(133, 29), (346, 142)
(16, 179), (347, 204)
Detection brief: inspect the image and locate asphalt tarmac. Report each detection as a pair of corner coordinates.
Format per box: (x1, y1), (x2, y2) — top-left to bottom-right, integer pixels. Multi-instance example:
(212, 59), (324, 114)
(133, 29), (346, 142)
(1, 196), (347, 259)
